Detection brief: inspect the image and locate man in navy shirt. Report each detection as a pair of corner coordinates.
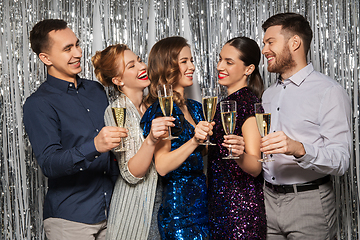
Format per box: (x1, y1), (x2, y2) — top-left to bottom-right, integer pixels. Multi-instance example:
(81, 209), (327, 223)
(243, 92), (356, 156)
(23, 19), (127, 239)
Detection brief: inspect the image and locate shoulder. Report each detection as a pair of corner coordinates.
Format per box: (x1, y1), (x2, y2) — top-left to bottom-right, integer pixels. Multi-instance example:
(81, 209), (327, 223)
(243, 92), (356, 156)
(186, 98), (202, 109)
(82, 78), (106, 92)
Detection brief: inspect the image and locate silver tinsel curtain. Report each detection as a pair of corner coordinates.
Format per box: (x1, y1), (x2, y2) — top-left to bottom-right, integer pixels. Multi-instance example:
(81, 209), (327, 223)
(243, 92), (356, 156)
(0, 0), (359, 239)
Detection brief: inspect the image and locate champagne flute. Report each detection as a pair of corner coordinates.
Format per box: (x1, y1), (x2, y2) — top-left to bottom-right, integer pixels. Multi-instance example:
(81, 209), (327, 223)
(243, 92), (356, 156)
(112, 95), (128, 152)
(157, 84), (178, 140)
(254, 103), (274, 162)
(200, 87), (218, 145)
(220, 100), (239, 159)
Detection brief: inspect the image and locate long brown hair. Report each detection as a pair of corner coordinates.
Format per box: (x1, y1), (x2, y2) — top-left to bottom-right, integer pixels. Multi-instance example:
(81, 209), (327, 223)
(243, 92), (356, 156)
(91, 44), (130, 89)
(143, 36), (190, 107)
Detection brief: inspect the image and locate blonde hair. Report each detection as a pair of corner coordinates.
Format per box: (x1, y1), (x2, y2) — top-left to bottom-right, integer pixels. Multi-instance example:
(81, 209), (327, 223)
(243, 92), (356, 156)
(91, 44), (130, 88)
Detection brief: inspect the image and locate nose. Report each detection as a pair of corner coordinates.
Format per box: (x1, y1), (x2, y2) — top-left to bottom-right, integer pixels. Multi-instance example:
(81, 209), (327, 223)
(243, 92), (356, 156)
(261, 44), (267, 55)
(188, 60), (195, 71)
(74, 46), (82, 58)
(217, 60), (224, 71)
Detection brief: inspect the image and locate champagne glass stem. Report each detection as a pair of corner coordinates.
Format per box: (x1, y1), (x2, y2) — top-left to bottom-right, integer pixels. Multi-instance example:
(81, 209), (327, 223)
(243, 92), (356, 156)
(168, 126), (172, 139)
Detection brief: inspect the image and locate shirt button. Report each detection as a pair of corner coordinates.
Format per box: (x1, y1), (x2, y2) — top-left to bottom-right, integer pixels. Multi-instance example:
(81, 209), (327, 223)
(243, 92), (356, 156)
(96, 129), (99, 132)
(77, 91), (79, 94)
(277, 107), (280, 111)
(283, 86), (286, 89)
(87, 109), (90, 112)
(69, 84), (73, 87)
(104, 171), (106, 174)
(272, 177), (275, 180)
(80, 168), (83, 171)
(95, 156), (98, 159)
(104, 192), (107, 196)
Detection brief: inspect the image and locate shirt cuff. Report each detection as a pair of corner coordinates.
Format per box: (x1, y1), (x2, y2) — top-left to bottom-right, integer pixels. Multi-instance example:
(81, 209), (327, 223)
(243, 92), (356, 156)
(120, 163), (144, 185)
(76, 140), (101, 164)
(293, 142), (315, 167)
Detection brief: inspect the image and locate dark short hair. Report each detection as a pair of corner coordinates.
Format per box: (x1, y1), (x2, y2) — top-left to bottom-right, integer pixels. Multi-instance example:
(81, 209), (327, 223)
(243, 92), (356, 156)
(262, 13), (313, 55)
(30, 19), (68, 56)
(226, 37), (264, 99)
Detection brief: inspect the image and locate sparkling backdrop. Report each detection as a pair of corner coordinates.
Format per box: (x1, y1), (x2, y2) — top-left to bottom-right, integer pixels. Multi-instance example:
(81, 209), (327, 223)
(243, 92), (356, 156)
(0, 0), (359, 239)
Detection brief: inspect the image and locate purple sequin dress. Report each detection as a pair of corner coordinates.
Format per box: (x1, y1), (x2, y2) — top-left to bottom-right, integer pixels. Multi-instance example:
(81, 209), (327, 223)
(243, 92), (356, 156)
(207, 87), (266, 239)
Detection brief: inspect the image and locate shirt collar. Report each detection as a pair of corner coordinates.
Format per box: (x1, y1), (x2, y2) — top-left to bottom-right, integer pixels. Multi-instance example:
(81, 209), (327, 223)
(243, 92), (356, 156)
(46, 74), (84, 92)
(277, 63), (314, 86)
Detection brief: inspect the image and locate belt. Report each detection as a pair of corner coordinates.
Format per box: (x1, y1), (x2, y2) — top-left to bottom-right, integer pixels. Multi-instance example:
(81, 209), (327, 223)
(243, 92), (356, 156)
(265, 175), (331, 194)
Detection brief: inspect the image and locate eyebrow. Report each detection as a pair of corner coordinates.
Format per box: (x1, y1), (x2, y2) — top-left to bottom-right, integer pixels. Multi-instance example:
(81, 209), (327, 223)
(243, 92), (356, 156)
(263, 37), (275, 44)
(125, 60), (135, 67)
(63, 39), (80, 51)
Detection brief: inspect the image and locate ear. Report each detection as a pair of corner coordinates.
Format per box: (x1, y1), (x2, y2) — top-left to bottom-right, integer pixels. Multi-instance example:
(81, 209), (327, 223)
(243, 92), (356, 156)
(290, 35), (301, 52)
(39, 53), (53, 66)
(245, 64), (255, 76)
(112, 77), (124, 87)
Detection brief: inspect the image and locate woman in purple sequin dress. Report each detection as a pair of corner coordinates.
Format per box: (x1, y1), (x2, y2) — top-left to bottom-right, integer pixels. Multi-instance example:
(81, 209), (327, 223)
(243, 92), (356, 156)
(207, 37), (267, 239)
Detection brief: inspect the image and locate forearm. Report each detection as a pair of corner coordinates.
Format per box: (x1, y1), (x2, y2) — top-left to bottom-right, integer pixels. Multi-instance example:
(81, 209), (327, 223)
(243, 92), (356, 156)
(37, 140), (101, 178)
(127, 136), (157, 178)
(155, 137), (199, 176)
(235, 153), (262, 177)
(296, 142), (350, 176)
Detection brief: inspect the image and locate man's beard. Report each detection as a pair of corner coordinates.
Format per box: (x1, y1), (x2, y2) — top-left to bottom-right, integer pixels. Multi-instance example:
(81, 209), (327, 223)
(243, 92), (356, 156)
(267, 45), (296, 75)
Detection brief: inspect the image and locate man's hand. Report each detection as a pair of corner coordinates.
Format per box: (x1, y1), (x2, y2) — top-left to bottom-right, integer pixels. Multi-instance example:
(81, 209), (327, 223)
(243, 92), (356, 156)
(222, 135), (245, 157)
(260, 131), (305, 158)
(94, 126), (128, 153)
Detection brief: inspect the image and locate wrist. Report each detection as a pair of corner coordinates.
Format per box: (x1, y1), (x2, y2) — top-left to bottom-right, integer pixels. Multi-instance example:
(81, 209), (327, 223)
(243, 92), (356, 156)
(293, 142), (306, 158)
(146, 134), (158, 146)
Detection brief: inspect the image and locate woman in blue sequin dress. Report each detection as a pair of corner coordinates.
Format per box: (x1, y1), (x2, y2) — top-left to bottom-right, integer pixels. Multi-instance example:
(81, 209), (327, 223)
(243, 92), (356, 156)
(207, 37), (267, 239)
(141, 36), (212, 240)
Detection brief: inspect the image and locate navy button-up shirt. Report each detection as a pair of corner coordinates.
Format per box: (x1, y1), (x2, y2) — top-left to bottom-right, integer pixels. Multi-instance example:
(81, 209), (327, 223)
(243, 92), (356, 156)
(23, 74), (119, 224)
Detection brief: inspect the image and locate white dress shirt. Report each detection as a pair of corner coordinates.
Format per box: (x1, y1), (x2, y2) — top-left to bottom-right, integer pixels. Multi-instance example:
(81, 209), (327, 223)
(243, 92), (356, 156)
(262, 63), (351, 185)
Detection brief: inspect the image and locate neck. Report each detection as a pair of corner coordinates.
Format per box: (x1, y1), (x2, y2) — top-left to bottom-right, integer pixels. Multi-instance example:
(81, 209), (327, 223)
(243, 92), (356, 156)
(227, 76), (247, 96)
(173, 86), (185, 98)
(48, 69), (77, 87)
(281, 57), (308, 80)
(122, 88), (145, 115)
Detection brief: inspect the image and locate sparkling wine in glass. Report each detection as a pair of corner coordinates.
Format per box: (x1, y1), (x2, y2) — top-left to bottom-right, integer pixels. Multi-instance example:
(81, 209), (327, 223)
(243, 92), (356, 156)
(157, 84), (178, 140)
(112, 95), (127, 152)
(254, 103), (274, 162)
(200, 87), (218, 146)
(220, 100), (239, 159)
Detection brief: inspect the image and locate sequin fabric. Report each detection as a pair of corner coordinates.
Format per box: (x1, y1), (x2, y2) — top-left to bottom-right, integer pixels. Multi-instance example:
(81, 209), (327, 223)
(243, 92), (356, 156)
(141, 99), (209, 240)
(208, 87), (266, 239)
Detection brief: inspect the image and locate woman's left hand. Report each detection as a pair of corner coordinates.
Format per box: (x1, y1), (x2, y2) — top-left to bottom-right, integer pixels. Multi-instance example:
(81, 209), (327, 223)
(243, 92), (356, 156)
(222, 135), (245, 157)
(194, 121), (215, 143)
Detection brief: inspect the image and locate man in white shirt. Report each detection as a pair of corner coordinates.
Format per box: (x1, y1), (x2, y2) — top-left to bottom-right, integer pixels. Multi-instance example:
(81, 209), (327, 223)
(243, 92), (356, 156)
(261, 12), (351, 240)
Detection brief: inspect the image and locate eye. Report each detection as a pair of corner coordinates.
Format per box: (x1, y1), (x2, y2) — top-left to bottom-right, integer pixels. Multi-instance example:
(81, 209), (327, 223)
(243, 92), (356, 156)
(128, 65), (135, 69)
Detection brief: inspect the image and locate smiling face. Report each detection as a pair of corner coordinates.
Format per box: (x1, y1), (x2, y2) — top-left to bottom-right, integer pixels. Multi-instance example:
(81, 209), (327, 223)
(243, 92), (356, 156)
(117, 49), (149, 92)
(39, 27), (82, 82)
(217, 43), (251, 94)
(262, 25), (296, 76)
(174, 46), (195, 92)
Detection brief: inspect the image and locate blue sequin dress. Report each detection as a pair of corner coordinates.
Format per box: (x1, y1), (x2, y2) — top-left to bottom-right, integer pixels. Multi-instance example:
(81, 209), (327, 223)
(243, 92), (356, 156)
(208, 87), (266, 239)
(141, 99), (209, 240)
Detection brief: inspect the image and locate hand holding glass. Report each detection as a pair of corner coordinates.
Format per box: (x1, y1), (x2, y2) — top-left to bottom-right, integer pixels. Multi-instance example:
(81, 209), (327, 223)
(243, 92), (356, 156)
(112, 95), (127, 152)
(200, 88), (218, 145)
(254, 103), (274, 162)
(220, 100), (239, 159)
(157, 84), (178, 140)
